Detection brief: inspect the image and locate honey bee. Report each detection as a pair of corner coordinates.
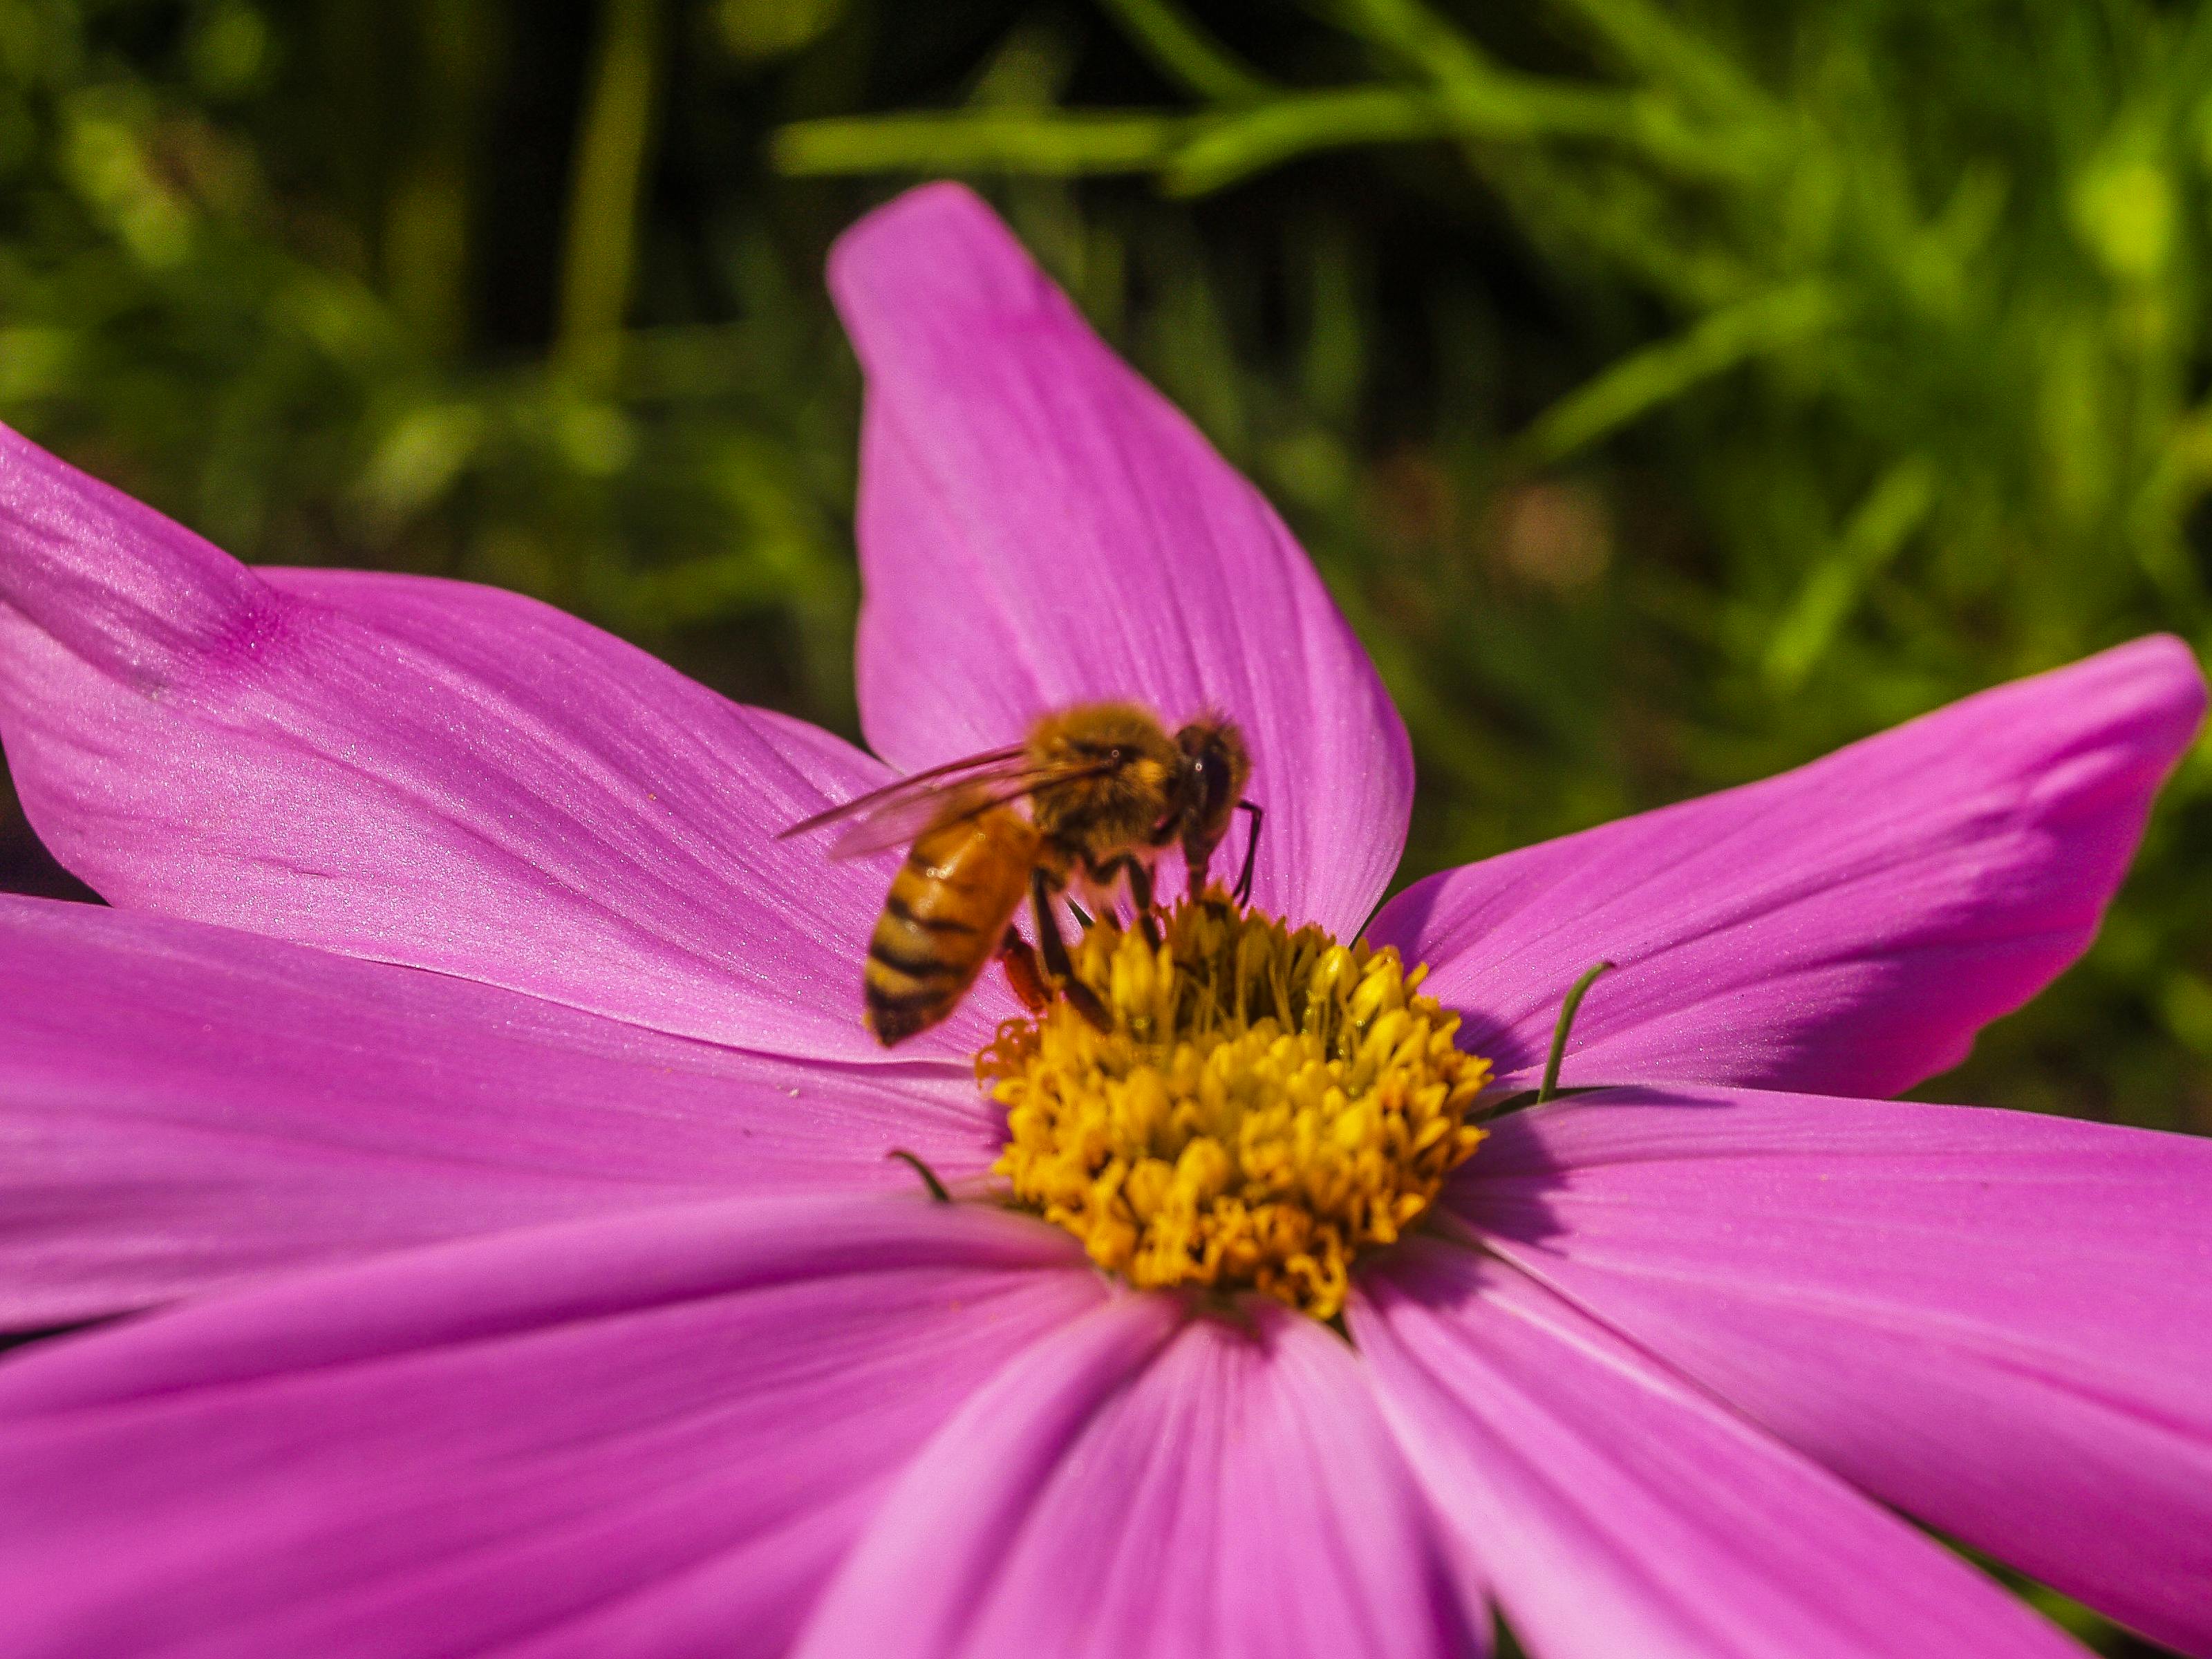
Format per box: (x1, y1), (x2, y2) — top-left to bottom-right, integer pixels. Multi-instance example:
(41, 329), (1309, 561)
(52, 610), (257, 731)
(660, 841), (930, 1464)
(781, 702), (1258, 1046)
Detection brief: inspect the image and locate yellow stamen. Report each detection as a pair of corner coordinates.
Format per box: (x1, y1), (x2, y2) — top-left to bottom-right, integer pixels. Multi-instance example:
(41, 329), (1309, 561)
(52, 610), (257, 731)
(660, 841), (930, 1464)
(981, 893), (1490, 1320)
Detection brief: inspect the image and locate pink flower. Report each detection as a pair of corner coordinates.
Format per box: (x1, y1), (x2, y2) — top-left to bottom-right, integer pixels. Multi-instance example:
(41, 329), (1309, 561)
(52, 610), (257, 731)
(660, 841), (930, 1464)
(1, 181), (2209, 1658)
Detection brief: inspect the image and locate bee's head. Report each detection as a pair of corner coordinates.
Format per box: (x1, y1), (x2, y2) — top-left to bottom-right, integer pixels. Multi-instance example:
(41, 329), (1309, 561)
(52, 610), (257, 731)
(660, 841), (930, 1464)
(1172, 715), (1250, 881)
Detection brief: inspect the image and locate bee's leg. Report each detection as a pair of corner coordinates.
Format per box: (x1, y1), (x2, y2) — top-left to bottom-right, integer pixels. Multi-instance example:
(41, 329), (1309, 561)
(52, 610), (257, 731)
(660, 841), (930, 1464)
(1032, 868), (1112, 1031)
(1082, 854), (1161, 949)
(1230, 800), (1264, 907)
(1123, 858), (1162, 950)
(997, 927), (1051, 1013)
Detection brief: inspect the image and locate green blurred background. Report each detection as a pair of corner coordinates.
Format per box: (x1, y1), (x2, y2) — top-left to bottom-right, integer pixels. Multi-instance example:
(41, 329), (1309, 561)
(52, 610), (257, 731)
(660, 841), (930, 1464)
(0, 2), (2205, 1645)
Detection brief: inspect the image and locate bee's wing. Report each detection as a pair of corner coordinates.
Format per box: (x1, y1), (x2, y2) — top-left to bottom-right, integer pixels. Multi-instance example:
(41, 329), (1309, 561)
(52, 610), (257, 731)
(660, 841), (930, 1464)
(780, 745), (1111, 862)
(779, 744), (1025, 843)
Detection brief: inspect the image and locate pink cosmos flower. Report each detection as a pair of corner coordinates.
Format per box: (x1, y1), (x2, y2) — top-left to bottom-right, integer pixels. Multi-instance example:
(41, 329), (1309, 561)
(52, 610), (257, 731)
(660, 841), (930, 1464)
(1, 181), (2209, 1659)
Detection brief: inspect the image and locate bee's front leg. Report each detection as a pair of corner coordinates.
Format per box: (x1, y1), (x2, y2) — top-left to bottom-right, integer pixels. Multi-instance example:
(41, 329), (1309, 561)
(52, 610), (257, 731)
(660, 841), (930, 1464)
(1087, 854), (1162, 950)
(1230, 800), (1263, 907)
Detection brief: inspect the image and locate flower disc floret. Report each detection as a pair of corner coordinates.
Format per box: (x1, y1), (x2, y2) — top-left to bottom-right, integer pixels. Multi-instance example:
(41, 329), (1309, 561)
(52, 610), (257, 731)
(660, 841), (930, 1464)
(981, 894), (1490, 1319)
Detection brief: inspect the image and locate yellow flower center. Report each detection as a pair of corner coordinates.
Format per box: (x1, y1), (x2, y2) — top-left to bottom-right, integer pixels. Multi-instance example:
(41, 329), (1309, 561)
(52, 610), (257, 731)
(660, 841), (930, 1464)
(980, 893), (1490, 1320)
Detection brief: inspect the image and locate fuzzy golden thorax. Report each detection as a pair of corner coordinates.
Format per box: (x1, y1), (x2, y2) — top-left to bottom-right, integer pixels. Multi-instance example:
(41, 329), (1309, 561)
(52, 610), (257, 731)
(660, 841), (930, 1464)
(1024, 702), (1183, 861)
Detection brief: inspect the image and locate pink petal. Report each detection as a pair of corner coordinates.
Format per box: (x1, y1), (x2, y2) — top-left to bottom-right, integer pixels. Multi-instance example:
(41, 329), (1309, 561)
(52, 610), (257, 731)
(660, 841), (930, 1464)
(1370, 638), (2203, 1094)
(0, 1196), (1100, 1658)
(0, 892), (999, 1328)
(0, 425), (1006, 1062)
(829, 184), (1412, 936)
(1451, 1087), (2212, 1655)
(1352, 1241), (2093, 1659)
(796, 1296), (1474, 1659)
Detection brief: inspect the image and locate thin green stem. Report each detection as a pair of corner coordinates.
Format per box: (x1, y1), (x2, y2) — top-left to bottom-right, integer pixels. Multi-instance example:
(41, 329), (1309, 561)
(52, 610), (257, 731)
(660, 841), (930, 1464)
(774, 110), (1192, 176)
(887, 1149), (953, 1204)
(1515, 282), (1838, 465)
(558, 0), (661, 378)
(1164, 88), (1448, 196)
(1537, 960), (1615, 1103)
(384, 0), (495, 357)
(1097, 0), (1275, 104)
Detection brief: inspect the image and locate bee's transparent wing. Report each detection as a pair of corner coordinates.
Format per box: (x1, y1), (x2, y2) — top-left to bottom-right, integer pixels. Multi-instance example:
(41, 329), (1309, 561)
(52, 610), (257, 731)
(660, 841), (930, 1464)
(780, 745), (1110, 861)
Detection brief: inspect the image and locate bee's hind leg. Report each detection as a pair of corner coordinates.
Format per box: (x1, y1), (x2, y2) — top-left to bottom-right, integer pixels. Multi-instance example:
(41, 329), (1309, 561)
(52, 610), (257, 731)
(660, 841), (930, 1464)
(1031, 869), (1112, 1032)
(997, 928), (1051, 1013)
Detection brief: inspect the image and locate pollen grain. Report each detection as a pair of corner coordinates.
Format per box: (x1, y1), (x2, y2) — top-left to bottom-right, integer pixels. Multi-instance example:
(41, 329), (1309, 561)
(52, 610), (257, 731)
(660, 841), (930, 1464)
(980, 894), (1490, 1320)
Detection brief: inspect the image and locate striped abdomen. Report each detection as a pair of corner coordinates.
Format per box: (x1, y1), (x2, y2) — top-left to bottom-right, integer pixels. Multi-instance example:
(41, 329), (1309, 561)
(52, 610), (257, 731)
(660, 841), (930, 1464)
(865, 807), (1039, 1045)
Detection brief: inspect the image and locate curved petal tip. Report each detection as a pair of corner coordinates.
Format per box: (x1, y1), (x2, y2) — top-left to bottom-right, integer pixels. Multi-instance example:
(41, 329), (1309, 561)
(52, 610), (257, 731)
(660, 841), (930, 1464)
(1376, 633), (2206, 1096)
(829, 182), (1065, 355)
(826, 183), (1416, 937)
